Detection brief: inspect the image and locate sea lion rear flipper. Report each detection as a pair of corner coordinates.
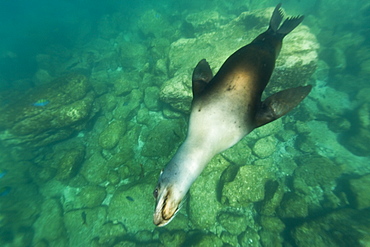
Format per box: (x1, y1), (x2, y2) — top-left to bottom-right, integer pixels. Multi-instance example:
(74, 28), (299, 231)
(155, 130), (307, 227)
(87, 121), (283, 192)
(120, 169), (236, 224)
(254, 85), (312, 128)
(192, 59), (213, 97)
(269, 4), (304, 36)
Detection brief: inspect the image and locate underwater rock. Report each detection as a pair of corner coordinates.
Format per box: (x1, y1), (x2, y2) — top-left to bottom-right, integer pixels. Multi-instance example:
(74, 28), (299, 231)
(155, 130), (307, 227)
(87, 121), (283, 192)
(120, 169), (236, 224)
(80, 153), (109, 184)
(0, 73), (96, 147)
(113, 89), (143, 121)
(137, 10), (175, 39)
(107, 183), (155, 233)
(160, 73), (193, 113)
(257, 180), (285, 216)
(221, 137), (252, 166)
(98, 120), (127, 150)
(64, 185), (106, 210)
(278, 192), (308, 218)
(238, 227), (261, 247)
(159, 230), (187, 247)
(144, 86), (161, 111)
(141, 119), (185, 157)
(218, 212), (248, 235)
(160, 7), (318, 112)
(136, 107), (150, 124)
(185, 10), (221, 33)
(29, 165), (56, 185)
(112, 240), (137, 247)
(107, 170), (120, 185)
(290, 208), (370, 247)
(349, 174), (370, 209)
(188, 156), (230, 229)
(252, 136), (277, 158)
(220, 232), (238, 246)
(259, 216), (285, 247)
(184, 233), (223, 247)
(96, 93), (117, 113)
(64, 207), (107, 246)
(96, 222), (127, 246)
(55, 147), (85, 181)
(278, 155), (342, 217)
(73, 185), (107, 209)
(221, 164), (273, 207)
(294, 155), (340, 188)
(343, 103), (370, 156)
(32, 199), (66, 246)
(327, 117), (351, 133)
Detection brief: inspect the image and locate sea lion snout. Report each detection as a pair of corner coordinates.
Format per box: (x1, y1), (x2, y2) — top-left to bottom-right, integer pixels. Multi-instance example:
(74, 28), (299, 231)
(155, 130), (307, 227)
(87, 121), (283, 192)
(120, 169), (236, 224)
(153, 186), (181, 227)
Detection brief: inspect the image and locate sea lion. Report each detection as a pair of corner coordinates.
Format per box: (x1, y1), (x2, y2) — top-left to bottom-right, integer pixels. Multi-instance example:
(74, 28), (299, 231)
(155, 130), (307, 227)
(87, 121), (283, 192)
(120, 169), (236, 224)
(153, 4), (312, 227)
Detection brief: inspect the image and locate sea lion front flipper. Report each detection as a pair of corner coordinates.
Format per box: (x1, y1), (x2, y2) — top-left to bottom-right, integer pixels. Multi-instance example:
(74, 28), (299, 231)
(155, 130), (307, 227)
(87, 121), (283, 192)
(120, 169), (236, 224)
(254, 85), (312, 128)
(192, 59), (213, 97)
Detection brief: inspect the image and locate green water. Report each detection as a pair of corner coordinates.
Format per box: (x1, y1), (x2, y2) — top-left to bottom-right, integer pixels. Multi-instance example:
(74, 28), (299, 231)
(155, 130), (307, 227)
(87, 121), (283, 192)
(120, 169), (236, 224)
(0, 0), (369, 246)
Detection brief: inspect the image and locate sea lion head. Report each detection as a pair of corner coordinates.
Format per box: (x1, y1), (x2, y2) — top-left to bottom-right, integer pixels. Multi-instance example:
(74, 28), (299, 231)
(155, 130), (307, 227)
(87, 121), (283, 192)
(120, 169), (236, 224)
(153, 176), (185, 227)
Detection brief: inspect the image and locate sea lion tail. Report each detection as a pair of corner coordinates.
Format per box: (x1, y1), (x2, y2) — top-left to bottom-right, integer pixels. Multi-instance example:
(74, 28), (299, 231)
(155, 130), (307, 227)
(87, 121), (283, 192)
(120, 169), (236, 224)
(270, 3), (304, 36)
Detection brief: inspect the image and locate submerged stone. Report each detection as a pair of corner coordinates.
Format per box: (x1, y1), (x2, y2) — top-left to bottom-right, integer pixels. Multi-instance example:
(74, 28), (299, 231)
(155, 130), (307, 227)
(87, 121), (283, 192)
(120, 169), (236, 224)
(252, 136), (277, 158)
(349, 174), (370, 209)
(188, 155), (230, 229)
(141, 119), (185, 157)
(291, 208), (370, 247)
(221, 164), (273, 207)
(107, 183), (155, 233)
(0, 73), (96, 147)
(55, 147), (85, 181)
(32, 199), (66, 246)
(218, 212), (248, 235)
(98, 120), (127, 150)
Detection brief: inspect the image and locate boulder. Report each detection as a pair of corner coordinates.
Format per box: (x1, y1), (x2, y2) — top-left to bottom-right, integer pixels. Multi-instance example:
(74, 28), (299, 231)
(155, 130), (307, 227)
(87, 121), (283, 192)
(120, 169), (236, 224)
(107, 183), (155, 233)
(349, 174), (370, 209)
(55, 147), (85, 181)
(98, 120), (127, 150)
(291, 209), (370, 247)
(221, 164), (273, 207)
(341, 103), (370, 156)
(0, 73), (96, 147)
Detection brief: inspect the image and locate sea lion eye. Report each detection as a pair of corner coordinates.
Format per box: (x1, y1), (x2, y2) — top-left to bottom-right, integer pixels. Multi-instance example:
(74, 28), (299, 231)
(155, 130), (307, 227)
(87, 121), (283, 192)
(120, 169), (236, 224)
(153, 188), (158, 199)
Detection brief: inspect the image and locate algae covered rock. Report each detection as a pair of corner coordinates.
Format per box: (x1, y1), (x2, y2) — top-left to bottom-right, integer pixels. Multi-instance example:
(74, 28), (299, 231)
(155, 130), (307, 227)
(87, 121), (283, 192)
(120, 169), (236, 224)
(144, 86), (161, 111)
(141, 119), (185, 157)
(183, 233), (223, 247)
(159, 230), (186, 247)
(63, 185), (106, 210)
(160, 7), (318, 112)
(341, 103), (370, 156)
(252, 136), (277, 158)
(138, 9), (175, 39)
(278, 192), (308, 218)
(0, 73), (96, 147)
(185, 10), (221, 33)
(221, 164), (273, 207)
(55, 147), (85, 181)
(32, 199), (66, 246)
(97, 222), (127, 246)
(80, 153), (109, 184)
(64, 207), (108, 246)
(349, 174), (370, 209)
(294, 155), (340, 188)
(291, 208), (370, 247)
(113, 89), (143, 120)
(188, 156), (230, 229)
(99, 120), (127, 149)
(107, 183), (155, 233)
(218, 212), (248, 235)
